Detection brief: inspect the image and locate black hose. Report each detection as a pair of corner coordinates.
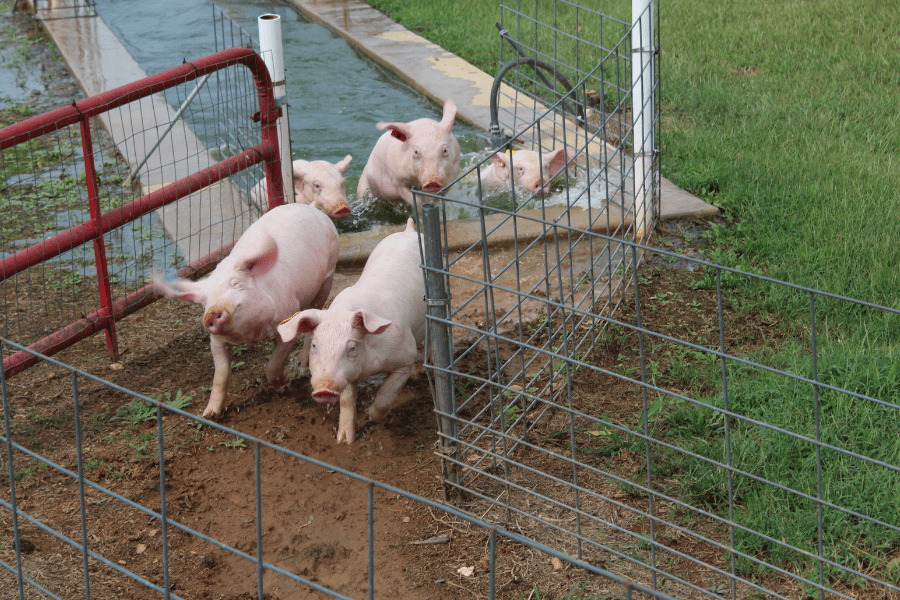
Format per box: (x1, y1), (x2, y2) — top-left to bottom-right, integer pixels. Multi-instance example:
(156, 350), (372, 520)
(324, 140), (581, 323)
(488, 56), (583, 150)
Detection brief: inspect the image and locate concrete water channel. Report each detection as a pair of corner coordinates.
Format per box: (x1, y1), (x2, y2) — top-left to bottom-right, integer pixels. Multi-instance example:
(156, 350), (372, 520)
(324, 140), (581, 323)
(25, 0), (715, 288)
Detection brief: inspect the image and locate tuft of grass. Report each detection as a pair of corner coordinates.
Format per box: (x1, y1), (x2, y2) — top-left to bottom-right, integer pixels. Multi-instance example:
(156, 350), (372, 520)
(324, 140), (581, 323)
(111, 391), (193, 425)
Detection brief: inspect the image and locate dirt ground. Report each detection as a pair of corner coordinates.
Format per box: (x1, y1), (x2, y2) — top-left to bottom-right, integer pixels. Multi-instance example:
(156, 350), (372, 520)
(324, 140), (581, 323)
(2, 6), (887, 600)
(0, 234), (735, 600)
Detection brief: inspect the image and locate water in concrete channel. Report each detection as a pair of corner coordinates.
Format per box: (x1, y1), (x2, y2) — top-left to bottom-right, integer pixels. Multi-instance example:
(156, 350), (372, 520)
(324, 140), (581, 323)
(92, 0), (486, 233)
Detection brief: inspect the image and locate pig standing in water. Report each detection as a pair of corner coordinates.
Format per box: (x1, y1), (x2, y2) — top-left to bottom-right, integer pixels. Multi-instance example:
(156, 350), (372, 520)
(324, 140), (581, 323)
(277, 218), (426, 444)
(480, 148), (570, 196)
(357, 99), (461, 209)
(251, 155), (353, 219)
(153, 203), (339, 417)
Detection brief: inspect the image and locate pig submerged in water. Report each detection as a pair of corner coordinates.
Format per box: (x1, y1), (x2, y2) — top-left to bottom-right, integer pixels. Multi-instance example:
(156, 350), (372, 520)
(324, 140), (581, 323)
(357, 99), (461, 210)
(480, 148), (570, 196)
(251, 155), (353, 219)
(277, 218), (426, 444)
(153, 203), (339, 417)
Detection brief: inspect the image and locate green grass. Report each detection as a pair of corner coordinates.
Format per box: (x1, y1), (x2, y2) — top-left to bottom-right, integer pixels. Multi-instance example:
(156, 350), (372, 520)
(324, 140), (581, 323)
(656, 342), (900, 589)
(111, 391), (193, 425)
(362, 0), (900, 589)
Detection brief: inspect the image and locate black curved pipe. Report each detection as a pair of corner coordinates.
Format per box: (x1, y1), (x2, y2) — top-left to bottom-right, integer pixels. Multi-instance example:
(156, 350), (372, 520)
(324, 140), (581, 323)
(489, 24), (586, 150)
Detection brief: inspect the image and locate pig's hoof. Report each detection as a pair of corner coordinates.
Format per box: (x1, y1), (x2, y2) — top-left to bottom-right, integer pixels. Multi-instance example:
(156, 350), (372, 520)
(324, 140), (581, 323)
(336, 429), (356, 444)
(269, 376), (289, 388)
(201, 406), (224, 420)
(367, 406), (388, 422)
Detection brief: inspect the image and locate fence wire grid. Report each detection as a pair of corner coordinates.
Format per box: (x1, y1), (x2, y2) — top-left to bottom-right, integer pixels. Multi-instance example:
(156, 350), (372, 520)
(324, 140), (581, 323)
(0, 6), (276, 374)
(3, 0), (899, 600)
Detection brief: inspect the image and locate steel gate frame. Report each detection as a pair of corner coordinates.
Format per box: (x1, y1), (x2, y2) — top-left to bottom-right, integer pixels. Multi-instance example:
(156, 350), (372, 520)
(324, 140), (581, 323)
(0, 47), (286, 380)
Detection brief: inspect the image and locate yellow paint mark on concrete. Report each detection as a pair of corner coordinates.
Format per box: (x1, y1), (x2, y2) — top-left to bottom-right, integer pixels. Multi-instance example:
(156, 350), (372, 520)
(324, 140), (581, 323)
(377, 30), (442, 50)
(425, 55), (519, 109)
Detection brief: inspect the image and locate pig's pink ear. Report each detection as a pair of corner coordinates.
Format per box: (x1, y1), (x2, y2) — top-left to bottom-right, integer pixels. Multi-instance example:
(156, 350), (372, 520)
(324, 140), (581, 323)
(351, 310), (391, 335)
(277, 310), (321, 343)
(235, 232), (278, 277)
(291, 160), (314, 187)
(487, 153), (510, 180)
(544, 149), (570, 179)
(377, 122), (412, 143)
(335, 154), (352, 174)
(440, 99), (457, 131)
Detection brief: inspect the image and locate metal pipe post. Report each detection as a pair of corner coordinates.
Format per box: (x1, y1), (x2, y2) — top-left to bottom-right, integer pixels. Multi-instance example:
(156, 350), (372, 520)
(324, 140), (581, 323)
(258, 13), (293, 205)
(421, 204), (459, 491)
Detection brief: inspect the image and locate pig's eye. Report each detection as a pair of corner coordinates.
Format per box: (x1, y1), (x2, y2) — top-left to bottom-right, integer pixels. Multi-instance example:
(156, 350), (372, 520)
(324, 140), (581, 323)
(442, 147), (449, 157)
(347, 341), (358, 357)
(313, 182), (321, 192)
(412, 148), (421, 159)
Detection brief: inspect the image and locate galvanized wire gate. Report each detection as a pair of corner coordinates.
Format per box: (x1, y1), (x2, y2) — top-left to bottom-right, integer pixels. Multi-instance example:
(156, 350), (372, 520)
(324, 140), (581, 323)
(412, 2), (900, 600)
(0, 42), (283, 378)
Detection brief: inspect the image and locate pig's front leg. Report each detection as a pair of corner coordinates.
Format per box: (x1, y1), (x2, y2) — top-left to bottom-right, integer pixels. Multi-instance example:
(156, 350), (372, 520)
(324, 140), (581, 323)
(367, 367), (412, 423)
(336, 383), (359, 444)
(265, 336), (294, 387)
(205, 336), (234, 417)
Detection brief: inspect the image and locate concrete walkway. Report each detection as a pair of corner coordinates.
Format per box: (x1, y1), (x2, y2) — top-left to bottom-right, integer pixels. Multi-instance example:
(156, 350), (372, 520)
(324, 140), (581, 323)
(26, 0), (715, 270)
(287, 0), (716, 222)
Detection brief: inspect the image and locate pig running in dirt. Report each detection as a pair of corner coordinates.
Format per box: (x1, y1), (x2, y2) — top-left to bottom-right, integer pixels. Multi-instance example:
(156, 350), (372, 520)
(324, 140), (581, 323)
(251, 155), (353, 219)
(480, 148), (570, 196)
(153, 203), (339, 417)
(277, 218), (426, 444)
(357, 99), (461, 209)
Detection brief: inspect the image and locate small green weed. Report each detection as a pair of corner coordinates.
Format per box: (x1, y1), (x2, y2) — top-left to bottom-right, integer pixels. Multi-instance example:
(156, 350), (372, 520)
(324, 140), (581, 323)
(219, 436), (246, 449)
(111, 391), (193, 425)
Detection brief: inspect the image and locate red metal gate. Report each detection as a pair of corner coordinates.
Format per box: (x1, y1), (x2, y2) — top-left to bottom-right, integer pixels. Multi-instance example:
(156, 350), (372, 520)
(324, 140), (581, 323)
(0, 47), (286, 378)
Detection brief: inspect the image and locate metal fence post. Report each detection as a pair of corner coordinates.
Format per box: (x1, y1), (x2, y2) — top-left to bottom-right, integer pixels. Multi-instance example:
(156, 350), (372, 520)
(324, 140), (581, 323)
(421, 203), (459, 493)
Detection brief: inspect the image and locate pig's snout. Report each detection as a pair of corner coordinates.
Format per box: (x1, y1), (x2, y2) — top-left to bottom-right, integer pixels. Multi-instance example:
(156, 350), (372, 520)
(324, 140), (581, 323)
(312, 389), (341, 404)
(203, 306), (230, 334)
(331, 204), (352, 219)
(422, 181), (443, 194)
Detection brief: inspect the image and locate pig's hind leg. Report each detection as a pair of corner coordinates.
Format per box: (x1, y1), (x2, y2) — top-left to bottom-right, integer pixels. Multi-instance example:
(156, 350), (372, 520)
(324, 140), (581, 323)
(265, 337), (293, 387)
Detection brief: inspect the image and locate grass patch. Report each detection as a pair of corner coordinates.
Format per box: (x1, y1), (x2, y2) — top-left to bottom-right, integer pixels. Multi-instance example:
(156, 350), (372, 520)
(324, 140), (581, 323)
(654, 343), (900, 588)
(111, 391), (193, 425)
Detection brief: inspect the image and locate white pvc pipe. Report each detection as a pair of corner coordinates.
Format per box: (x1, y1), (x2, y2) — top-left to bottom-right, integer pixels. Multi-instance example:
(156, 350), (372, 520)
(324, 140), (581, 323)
(631, 0), (654, 241)
(258, 13), (294, 205)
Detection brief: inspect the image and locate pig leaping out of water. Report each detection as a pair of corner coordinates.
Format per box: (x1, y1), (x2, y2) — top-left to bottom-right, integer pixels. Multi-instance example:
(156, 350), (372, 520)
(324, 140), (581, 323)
(153, 203), (339, 418)
(480, 148), (571, 196)
(251, 155), (353, 220)
(357, 99), (461, 210)
(277, 218), (427, 444)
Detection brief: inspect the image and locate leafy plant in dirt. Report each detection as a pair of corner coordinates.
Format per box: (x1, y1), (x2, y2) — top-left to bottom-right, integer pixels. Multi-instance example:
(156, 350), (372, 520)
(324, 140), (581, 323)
(111, 390), (193, 425)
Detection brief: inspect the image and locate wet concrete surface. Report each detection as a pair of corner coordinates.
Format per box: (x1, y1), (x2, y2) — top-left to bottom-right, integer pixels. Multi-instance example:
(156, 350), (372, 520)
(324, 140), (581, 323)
(17, 0), (714, 275)
(285, 0), (717, 222)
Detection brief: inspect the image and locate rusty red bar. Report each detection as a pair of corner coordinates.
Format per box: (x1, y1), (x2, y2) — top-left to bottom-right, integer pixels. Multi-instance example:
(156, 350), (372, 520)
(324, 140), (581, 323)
(79, 112), (119, 363)
(2, 241), (237, 378)
(0, 147), (272, 281)
(0, 47), (286, 378)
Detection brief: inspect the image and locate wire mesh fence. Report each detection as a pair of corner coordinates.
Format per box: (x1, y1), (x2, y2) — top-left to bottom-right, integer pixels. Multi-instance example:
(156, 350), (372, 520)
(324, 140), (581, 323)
(0, 6), (282, 378)
(0, 339), (684, 600)
(420, 211), (900, 598)
(5, 0), (898, 599)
